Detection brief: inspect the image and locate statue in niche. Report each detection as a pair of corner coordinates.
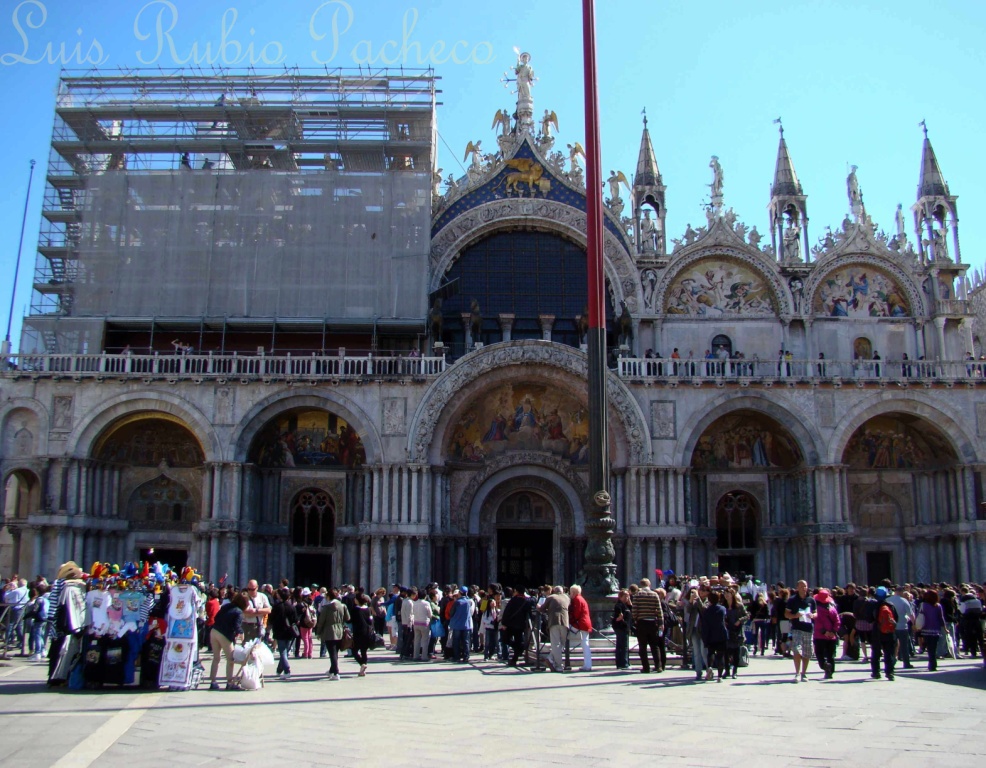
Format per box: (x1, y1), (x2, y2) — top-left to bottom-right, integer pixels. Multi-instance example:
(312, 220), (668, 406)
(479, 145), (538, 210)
(430, 298), (443, 340)
(640, 209), (658, 252)
(617, 301), (634, 347)
(784, 221), (802, 261)
(470, 299), (483, 344)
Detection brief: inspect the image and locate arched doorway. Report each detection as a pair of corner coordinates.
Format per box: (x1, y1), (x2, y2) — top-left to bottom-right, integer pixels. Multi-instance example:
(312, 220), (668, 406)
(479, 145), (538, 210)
(715, 491), (759, 577)
(495, 490), (555, 589)
(843, 412), (960, 582)
(93, 413), (205, 567)
(290, 488), (336, 586)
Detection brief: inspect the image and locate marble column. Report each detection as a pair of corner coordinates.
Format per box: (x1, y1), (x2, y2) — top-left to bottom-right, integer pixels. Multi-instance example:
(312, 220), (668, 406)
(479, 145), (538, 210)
(381, 466), (391, 523)
(410, 467), (420, 524)
(457, 542), (466, 583)
(498, 313), (515, 342)
(238, 535), (250, 585)
(360, 538), (370, 589)
(229, 463), (242, 521)
(371, 466), (381, 522)
(401, 537), (412, 586)
(209, 535), (219, 581)
(538, 314), (555, 341)
(32, 526), (44, 575)
(370, 537), (383, 589)
(417, 537), (429, 584)
(211, 463), (224, 519)
(387, 537), (398, 585)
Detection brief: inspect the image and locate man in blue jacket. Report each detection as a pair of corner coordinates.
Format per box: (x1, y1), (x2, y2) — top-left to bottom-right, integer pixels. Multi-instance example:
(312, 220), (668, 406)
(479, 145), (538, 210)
(449, 587), (474, 662)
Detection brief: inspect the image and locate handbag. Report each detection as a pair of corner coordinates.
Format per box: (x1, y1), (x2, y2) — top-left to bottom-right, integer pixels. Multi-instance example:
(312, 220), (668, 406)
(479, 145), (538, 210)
(914, 607), (926, 632)
(339, 627), (353, 651)
(430, 617), (444, 639)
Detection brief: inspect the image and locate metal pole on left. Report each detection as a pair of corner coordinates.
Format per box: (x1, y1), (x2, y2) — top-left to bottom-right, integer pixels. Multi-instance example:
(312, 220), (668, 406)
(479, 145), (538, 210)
(3, 158), (37, 357)
(581, 0), (618, 603)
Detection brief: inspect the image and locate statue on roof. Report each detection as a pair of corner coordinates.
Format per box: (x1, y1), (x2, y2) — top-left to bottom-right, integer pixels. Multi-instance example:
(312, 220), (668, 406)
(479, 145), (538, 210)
(541, 110), (558, 139)
(607, 170), (630, 203)
(503, 50), (536, 132)
(709, 156), (724, 199)
(895, 203), (906, 239)
(491, 109), (512, 137)
(847, 165), (863, 219)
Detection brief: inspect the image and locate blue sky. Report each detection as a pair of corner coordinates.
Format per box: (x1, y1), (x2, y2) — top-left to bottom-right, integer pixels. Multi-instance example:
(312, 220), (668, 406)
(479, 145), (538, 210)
(1, 0), (982, 348)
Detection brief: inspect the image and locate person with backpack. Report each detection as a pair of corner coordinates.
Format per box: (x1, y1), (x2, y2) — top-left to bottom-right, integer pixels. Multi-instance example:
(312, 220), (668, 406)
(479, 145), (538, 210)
(870, 586), (899, 681)
(24, 586), (49, 660)
(270, 587), (299, 678)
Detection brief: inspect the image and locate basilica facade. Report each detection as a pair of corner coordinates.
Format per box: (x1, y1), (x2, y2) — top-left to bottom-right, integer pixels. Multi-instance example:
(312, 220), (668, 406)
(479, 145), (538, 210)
(2, 63), (985, 590)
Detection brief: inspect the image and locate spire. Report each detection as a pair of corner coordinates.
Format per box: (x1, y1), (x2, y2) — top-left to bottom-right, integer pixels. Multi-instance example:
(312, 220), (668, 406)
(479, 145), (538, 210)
(635, 110), (661, 188)
(917, 120), (949, 198)
(771, 119), (802, 197)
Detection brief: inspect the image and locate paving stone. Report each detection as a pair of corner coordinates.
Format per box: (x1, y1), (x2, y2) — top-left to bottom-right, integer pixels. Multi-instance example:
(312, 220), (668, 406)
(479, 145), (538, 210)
(0, 650), (983, 766)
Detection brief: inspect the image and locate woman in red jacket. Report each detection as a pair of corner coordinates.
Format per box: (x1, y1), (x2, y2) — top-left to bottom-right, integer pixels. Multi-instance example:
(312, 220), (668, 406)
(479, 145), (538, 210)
(812, 589), (841, 680)
(568, 585), (593, 672)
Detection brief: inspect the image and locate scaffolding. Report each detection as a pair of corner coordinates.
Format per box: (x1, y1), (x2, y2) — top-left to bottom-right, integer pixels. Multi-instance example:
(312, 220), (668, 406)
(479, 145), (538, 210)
(24, 67), (439, 353)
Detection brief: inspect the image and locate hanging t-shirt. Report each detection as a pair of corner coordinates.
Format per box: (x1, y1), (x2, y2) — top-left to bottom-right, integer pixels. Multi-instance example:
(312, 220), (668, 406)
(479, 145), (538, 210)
(87, 589), (111, 635)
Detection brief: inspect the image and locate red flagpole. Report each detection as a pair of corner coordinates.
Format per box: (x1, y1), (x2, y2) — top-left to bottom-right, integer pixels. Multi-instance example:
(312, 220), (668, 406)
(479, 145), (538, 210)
(581, 0), (617, 599)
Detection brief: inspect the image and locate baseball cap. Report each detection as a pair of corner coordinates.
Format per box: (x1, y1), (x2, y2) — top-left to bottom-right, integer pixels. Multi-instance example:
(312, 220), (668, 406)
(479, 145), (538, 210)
(459, 586), (468, 595)
(301, 587), (312, 596)
(875, 586), (889, 599)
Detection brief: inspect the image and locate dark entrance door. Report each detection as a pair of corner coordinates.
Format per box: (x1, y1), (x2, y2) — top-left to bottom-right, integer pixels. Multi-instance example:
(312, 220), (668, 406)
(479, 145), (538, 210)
(294, 553), (333, 587)
(139, 547), (187, 570)
(497, 529), (551, 590)
(866, 551), (892, 584)
(718, 554), (755, 578)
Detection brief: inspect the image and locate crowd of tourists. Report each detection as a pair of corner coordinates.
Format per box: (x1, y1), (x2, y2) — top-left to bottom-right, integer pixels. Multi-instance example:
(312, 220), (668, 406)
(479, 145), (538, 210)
(3, 568), (984, 689)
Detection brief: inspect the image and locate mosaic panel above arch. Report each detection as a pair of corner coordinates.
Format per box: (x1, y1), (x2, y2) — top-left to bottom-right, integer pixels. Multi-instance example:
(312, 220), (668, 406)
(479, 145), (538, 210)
(94, 414), (204, 468)
(249, 408), (365, 469)
(812, 265), (910, 318)
(691, 411), (803, 471)
(662, 255), (780, 317)
(447, 381), (615, 467)
(843, 414), (957, 470)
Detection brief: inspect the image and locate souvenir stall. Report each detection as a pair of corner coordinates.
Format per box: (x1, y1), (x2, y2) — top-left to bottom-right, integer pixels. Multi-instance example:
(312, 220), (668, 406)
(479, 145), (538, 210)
(46, 559), (206, 691)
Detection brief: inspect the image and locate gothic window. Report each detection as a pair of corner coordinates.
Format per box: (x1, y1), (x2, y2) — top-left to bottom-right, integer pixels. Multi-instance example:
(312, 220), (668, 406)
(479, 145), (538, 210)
(715, 492), (758, 550)
(128, 475), (193, 526)
(291, 488), (335, 548)
(496, 491), (553, 525)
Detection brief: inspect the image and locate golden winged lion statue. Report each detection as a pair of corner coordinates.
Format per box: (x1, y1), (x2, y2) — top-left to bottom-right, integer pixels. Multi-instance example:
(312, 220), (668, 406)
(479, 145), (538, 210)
(503, 158), (544, 195)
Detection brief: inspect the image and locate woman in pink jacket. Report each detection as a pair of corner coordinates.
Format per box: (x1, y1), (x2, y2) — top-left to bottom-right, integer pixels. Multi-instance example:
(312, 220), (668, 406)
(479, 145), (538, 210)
(812, 589), (841, 680)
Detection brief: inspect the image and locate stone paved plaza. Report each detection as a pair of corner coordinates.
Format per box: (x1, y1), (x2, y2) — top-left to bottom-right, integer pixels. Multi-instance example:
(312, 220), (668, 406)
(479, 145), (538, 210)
(0, 648), (984, 767)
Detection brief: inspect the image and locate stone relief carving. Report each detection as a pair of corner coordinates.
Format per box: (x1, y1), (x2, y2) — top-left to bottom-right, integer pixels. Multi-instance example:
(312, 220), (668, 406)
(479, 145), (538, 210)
(52, 396), (73, 430)
(382, 398), (407, 436)
(408, 342), (650, 464)
(650, 401), (676, 440)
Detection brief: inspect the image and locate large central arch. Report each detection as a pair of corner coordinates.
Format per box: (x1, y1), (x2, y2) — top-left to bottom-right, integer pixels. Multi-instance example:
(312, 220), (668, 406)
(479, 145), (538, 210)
(429, 199), (641, 314)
